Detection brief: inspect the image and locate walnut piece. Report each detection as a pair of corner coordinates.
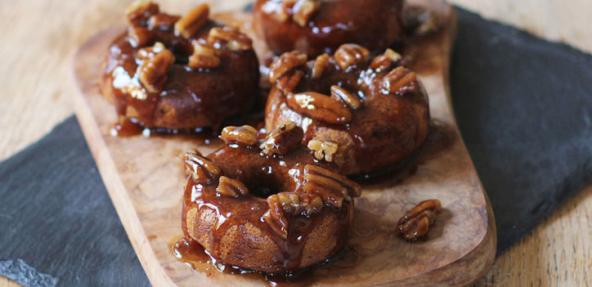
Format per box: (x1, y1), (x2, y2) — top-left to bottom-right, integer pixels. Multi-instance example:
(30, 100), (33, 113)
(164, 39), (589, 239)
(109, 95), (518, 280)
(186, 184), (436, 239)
(260, 121), (303, 156)
(370, 48), (402, 72)
(269, 51), (307, 83)
(307, 139), (338, 162)
(334, 44), (369, 70)
(397, 199), (442, 241)
(286, 92), (352, 124)
(330, 85), (361, 110)
(174, 3), (209, 39)
(264, 191), (324, 238)
(184, 150), (221, 184)
(220, 125), (258, 146)
(188, 41), (220, 69)
(207, 26), (252, 51)
(292, 0), (320, 27)
(216, 176), (249, 198)
(302, 164), (361, 208)
(311, 53), (330, 79)
(138, 42), (175, 93)
(382, 66), (418, 96)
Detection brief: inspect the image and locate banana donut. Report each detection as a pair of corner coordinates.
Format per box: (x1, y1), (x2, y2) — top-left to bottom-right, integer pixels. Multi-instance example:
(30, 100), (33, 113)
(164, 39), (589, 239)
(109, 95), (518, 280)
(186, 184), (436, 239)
(101, 2), (259, 134)
(182, 124), (360, 273)
(253, 0), (404, 56)
(265, 44), (430, 176)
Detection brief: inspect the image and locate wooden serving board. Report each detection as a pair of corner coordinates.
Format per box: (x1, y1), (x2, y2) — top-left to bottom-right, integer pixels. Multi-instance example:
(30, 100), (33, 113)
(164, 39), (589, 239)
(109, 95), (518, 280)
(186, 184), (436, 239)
(71, 1), (496, 286)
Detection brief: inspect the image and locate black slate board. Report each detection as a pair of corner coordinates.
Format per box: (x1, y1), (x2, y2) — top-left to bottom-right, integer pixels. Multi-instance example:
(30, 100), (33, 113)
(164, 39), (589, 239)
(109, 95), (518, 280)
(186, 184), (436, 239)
(1, 7), (591, 287)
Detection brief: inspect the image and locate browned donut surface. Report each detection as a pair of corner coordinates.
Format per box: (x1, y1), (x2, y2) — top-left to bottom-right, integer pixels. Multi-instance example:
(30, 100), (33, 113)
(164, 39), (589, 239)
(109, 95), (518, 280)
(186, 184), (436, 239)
(253, 0), (404, 56)
(101, 3), (259, 133)
(265, 44), (430, 176)
(182, 124), (360, 273)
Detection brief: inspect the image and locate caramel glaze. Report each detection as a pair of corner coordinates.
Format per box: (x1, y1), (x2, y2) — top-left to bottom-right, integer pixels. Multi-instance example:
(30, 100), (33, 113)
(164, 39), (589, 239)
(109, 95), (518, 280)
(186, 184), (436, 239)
(265, 55), (430, 176)
(253, 0), (404, 57)
(101, 15), (259, 134)
(182, 146), (354, 274)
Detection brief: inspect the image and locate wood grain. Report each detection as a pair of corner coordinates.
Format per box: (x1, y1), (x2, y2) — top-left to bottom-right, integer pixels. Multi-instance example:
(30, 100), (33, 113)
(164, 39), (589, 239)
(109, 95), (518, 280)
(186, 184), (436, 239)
(1, 0), (591, 286)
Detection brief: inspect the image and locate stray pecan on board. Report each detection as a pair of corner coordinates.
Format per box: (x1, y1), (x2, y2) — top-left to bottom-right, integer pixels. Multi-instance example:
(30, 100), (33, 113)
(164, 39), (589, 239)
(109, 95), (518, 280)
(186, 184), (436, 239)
(184, 150), (221, 184)
(397, 199), (442, 241)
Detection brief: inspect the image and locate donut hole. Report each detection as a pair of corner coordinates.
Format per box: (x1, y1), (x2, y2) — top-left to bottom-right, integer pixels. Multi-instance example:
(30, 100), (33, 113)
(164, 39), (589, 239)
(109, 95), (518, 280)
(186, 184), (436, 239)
(241, 172), (286, 199)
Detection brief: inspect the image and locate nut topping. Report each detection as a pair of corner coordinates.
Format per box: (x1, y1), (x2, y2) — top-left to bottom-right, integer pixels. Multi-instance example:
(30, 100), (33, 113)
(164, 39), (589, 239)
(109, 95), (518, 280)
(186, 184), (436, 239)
(126, 0), (160, 25)
(128, 26), (153, 47)
(174, 3), (209, 39)
(302, 164), (361, 208)
(216, 176), (249, 198)
(334, 44), (369, 70)
(286, 92), (352, 124)
(138, 42), (175, 93)
(330, 85), (361, 110)
(276, 70), (304, 94)
(311, 53), (330, 79)
(292, 0), (320, 27)
(269, 51), (307, 83)
(265, 191), (324, 238)
(184, 150), (221, 184)
(370, 48), (402, 72)
(188, 41), (220, 69)
(397, 199), (442, 241)
(220, 125), (258, 146)
(207, 27), (252, 51)
(260, 121), (303, 156)
(307, 139), (338, 162)
(148, 13), (180, 31)
(382, 67), (418, 96)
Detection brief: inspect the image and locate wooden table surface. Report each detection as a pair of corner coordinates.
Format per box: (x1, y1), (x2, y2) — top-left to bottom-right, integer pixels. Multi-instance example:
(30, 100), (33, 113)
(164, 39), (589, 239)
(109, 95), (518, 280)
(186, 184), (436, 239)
(0, 0), (590, 286)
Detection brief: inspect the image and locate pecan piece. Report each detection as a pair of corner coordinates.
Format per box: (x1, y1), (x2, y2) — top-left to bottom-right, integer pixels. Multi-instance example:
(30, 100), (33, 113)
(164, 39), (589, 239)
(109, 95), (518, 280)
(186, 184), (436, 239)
(264, 192), (324, 238)
(382, 66), (418, 96)
(208, 26), (252, 51)
(293, 0), (320, 27)
(286, 92), (352, 124)
(184, 150), (221, 184)
(174, 3), (209, 39)
(128, 25), (153, 47)
(260, 121), (303, 156)
(148, 13), (180, 31)
(334, 44), (369, 70)
(370, 48), (402, 72)
(276, 70), (304, 94)
(138, 42), (175, 93)
(302, 164), (361, 208)
(188, 41), (220, 69)
(220, 125), (258, 146)
(311, 53), (330, 79)
(126, 0), (160, 26)
(330, 85), (361, 110)
(216, 176), (249, 198)
(397, 199), (442, 241)
(307, 139), (338, 162)
(269, 51), (307, 83)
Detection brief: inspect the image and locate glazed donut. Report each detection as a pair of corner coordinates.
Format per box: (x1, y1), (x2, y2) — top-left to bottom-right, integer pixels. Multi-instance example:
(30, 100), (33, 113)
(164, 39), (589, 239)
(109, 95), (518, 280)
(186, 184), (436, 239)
(253, 0), (404, 56)
(265, 44), (430, 176)
(182, 124), (360, 273)
(101, 2), (259, 133)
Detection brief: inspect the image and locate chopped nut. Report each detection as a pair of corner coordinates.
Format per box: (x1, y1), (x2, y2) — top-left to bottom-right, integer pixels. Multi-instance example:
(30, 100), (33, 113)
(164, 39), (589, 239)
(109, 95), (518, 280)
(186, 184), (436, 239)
(334, 44), (369, 70)
(148, 13), (180, 31)
(370, 48), (402, 72)
(128, 25), (153, 47)
(260, 121), (303, 156)
(330, 85), (361, 110)
(286, 92), (352, 124)
(397, 199), (442, 241)
(220, 125), (258, 146)
(264, 191), (324, 238)
(307, 139), (338, 162)
(184, 150), (221, 184)
(125, 106), (140, 118)
(302, 164), (361, 208)
(292, 0), (320, 27)
(269, 51), (307, 83)
(216, 176), (249, 198)
(174, 3), (209, 39)
(138, 42), (175, 93)
(311, 53), (330, 79)
(208, 26), (252, 51)
(188, 41), (220, 69)
(126, 0), (160, 25)
(276, 70), (304, 94)
(382, 66), (418, 96)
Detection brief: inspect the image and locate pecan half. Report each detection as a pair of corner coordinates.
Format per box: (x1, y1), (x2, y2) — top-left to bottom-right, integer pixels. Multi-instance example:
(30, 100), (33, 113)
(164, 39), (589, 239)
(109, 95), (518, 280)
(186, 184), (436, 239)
(148, 13), (180, 31)
(370, 48), (402, 72)
(269, 51), (307, 83)
(307, 139), (338, 162)
(397, 199), (442, 241)
(184, 150), (221, 184)
(216, 176), (249, 198)
(174, 3), (209, 39)
(138, 42), (175, 93)
(311, 53), (330, 79)
(260, 121), (303, 156)
(382, 66), (418, 96)
(286, 92), (352, 124)
(264, 192), (323, 238)
(220, 125), (258, 146)
(188, 41), (220, 69)
(330, 85), (361, 110)
(208, 26), (252, 51)
(302, 164), (361, 208)
(334, 44), (369, 70)
(126, 0), (160, 26)
(292, 0), (320, 27)
(128, 25), (153, 47)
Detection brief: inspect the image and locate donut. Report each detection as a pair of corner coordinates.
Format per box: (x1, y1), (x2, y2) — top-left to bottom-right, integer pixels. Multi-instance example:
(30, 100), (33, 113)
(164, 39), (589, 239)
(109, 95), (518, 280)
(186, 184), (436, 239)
(253, 0), (404, 56)
(264, 44), (430, 176)
(182, 123), (361, 273)
(101, 2), (259, 134)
